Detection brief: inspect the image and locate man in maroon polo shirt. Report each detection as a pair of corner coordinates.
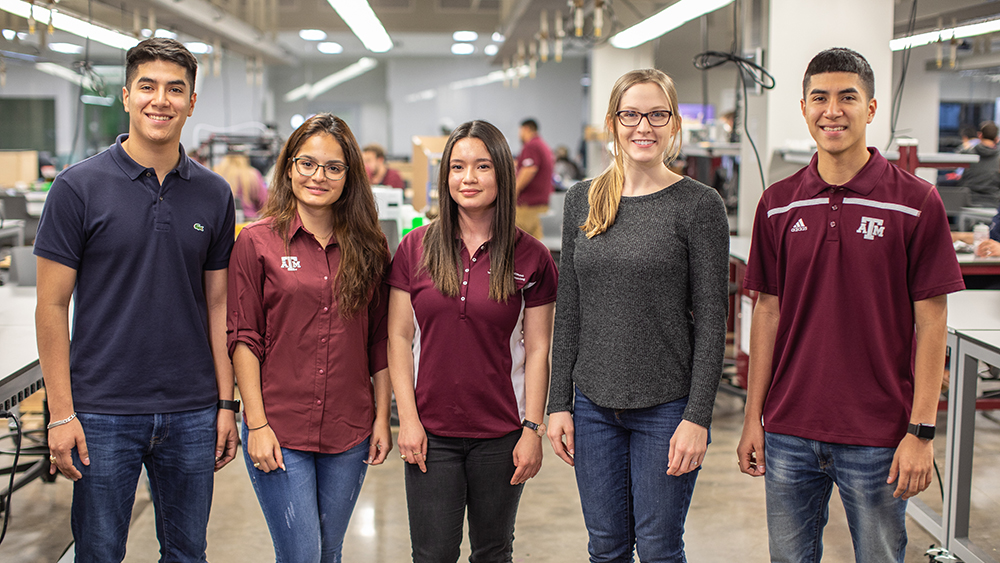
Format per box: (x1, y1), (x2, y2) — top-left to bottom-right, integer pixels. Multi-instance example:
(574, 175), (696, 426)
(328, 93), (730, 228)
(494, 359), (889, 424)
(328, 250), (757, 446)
(515, 119), (555, 239)
(737, 48), (964, 562)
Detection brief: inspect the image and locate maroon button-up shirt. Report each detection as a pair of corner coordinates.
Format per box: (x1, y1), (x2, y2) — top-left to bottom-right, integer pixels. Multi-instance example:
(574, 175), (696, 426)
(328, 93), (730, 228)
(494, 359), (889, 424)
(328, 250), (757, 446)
(227, 214), (389, 453)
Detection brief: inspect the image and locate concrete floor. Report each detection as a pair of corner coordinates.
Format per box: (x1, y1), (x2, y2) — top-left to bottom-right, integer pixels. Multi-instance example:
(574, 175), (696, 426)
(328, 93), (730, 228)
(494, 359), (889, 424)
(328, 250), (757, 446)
(3, 393), (1000, 562)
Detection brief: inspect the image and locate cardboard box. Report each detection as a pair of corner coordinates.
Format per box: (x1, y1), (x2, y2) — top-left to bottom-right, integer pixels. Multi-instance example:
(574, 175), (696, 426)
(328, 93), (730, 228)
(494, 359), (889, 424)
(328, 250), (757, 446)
(0, 151), (39, 187)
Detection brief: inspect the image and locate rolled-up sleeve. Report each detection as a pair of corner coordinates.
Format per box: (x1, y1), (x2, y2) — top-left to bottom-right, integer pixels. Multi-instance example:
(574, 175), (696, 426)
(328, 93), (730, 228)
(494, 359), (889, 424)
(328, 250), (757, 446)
(227, 229), (266, 361)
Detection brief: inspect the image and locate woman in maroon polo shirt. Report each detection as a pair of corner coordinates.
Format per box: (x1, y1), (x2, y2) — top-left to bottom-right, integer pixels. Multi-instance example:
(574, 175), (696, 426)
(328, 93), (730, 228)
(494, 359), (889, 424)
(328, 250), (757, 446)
(227, 113), (393, 562)
(386, 120), (558, 562)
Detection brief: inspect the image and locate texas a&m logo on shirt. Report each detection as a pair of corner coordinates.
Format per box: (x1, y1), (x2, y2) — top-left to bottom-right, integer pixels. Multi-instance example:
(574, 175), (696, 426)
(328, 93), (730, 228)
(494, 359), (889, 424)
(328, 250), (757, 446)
(280, 256), (301, 271)
(856, 217), (884, 240)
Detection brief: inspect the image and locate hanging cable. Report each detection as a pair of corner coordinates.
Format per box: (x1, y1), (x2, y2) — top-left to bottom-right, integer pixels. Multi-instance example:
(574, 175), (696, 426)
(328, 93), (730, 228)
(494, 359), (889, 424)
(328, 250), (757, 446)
(0, 411), (23, 547)
(888, 0), (919, 150)
(693, 50), (776, 194)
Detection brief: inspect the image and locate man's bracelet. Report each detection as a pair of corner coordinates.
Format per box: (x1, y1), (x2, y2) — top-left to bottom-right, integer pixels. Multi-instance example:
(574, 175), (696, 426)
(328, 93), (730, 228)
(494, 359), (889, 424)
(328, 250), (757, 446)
(47, 413), (77, 429)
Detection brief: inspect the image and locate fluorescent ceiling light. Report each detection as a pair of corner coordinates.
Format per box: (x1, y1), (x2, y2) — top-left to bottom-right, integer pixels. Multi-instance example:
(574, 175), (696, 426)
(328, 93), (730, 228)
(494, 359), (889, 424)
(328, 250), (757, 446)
(404, 64), (530, 102)
(35, 62), (97, 88)
(185, 41), (213, 54)
(492, 32), (505, 43)
(610, 0), (734, 49)
(48, 42), (84, 54)
(81, 94), (116, 106)
(2, 28), (15, 40)
(890, 17), (1000, 51)
(283, 57), (378, 102)
(484, 44), (498, 56)
(317, 41), (343, 54)
(453, 30), (478, 42)
(326, 0), (393, 53)
(154, 28), (177, 39)
(451, 43), (474, 55)
(0, 0), (139, 50)
(299, 29), (327, 41)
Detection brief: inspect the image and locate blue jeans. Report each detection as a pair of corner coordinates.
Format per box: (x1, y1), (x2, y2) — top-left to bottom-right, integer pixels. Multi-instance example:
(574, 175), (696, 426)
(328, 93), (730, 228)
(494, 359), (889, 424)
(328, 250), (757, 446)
(573, 388), (705, 563)
(242, 423), (369, 563)
(404, 430), (524, 563)
(71, 406), (217, 562)
(764, 432), (908, 563)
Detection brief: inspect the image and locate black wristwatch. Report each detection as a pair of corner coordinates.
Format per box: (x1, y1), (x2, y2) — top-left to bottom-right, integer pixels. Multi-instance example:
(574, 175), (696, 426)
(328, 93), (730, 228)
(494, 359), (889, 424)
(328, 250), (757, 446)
(218, 399), (241, 412)
(907, 423), (935, 440)
(522, 419), (546, 437)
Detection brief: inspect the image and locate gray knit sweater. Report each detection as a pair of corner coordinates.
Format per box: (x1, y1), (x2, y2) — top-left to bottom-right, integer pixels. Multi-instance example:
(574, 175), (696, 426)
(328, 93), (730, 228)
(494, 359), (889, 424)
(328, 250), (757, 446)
(547, 178), (730, 428)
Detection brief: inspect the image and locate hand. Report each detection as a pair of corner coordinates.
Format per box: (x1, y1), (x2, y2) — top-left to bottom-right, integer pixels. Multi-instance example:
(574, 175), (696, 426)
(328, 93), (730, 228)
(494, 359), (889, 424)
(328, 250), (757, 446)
(511, 429), (543, 485)
(546, 411), (575, 466)
(366, 418), (393, 465)
(215, 410), (239, 471)
(397, 419), (428, 473)
(48, 418), (88, 481)
(247, 424), (285, 473)
(737, 417), (766, 477)
(888, 433), (934, 499)
(976, 238), (1000, 257)
(667, 420), (708, 476)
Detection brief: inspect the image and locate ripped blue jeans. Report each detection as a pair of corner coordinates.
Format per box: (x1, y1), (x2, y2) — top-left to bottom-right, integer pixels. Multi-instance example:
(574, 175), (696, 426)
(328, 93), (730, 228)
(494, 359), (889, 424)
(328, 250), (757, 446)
(242, 423), (369, 563)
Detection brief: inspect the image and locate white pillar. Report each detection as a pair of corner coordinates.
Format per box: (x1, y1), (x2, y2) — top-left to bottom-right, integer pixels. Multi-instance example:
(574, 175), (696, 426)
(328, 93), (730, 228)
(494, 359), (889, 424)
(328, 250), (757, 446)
(736, 0), (894, 235)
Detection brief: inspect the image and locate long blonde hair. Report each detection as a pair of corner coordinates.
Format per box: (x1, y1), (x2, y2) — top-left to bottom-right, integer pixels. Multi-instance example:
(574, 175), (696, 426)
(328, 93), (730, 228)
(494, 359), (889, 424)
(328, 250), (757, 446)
(581, 69), (682, 238)
(214, 154), (264, 211)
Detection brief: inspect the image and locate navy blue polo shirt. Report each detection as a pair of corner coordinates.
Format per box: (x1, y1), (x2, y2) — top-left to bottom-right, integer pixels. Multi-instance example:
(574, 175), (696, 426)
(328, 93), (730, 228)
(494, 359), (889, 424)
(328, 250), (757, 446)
(34, 134), (235, 414)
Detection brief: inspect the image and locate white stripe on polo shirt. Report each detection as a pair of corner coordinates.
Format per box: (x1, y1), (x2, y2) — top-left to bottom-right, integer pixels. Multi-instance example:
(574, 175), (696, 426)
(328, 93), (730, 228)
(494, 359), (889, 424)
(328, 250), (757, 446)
(508, 299), (528, 422)
(411, 309), (423, 388)
(843, 197), (921, 217)
(767, 197), (829, 217)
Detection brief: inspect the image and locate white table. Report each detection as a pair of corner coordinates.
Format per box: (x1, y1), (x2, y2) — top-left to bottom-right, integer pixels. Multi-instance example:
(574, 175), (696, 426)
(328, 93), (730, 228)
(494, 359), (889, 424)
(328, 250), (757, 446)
(907, 290), (1000, 563)
(0, 285), (42, 411)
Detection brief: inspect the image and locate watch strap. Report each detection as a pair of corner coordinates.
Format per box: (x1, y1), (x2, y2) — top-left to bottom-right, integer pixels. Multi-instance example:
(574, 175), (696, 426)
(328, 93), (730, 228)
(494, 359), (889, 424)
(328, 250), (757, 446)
(218, 399), (241, 412)
(907, 423), (935, 440)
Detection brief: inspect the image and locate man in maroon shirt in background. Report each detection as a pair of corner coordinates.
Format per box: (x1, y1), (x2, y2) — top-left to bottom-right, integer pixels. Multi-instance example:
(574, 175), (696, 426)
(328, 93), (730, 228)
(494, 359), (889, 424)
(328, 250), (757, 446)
(515, 119), (555, 239)
(363, 143), (406, 189)
(737, 48), (964, 562)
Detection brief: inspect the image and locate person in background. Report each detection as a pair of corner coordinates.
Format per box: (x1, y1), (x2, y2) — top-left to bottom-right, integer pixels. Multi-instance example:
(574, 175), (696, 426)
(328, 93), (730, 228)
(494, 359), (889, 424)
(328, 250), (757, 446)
(737, 47), (964, 562)
(957, 124), (979, 152)
(547, 68), (729, 562)
(387, 120), (557, 562)
(228, 113), (393, 562)
(35, 37), (238, 561)
(553, 145), (582, 189)
(515, 118), (555, 239)
(214, 153), (269, 220)
(362, 143), (406, 189)
(958, 120), (1000, 208)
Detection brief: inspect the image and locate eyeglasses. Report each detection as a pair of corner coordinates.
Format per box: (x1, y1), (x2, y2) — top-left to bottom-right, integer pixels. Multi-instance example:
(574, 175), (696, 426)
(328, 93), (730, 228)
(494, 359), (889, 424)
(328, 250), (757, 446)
(616, 110), (673, 128)
(291, 157), (348, 181)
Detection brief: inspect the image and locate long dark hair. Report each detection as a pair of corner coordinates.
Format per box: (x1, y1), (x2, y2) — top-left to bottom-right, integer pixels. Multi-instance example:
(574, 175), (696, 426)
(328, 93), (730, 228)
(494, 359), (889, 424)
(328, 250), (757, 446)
(261, 113), (389, 318)
(420, 120), (517, 302)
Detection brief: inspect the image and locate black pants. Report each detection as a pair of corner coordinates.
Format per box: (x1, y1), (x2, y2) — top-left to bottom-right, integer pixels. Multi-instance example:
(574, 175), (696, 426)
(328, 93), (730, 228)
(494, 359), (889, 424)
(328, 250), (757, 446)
(405, 429), (524, 563)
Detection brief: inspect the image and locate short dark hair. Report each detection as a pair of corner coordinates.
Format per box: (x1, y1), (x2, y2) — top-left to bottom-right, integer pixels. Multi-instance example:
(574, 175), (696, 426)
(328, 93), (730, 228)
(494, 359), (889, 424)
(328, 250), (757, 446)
(802, 48), (874, 101)
(981, 121), (999, 142)
(960, 124), (977, 140)
(520, 118), (539, 132)
(362, 143), (386, 160)
(125, 38), (198, 92)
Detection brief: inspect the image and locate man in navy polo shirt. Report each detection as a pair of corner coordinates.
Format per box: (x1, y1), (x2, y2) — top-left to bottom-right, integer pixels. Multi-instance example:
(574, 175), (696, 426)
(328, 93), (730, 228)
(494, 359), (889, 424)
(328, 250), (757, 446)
(34, 38), (238, 561)
(737, 48), (964, 562)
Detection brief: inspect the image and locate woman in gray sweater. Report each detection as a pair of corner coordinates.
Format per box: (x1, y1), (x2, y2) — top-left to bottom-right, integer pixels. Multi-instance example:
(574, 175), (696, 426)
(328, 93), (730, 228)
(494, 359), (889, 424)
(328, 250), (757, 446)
(547, 69), (730, 562)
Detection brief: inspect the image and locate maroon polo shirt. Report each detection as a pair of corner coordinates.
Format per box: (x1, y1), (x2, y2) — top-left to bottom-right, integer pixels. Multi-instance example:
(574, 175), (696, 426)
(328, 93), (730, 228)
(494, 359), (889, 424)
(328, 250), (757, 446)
(227, 214), (389, 454)
(744, 148), (964, 447)
(517, 135), (555, 207)
(387, 226), (558, 439)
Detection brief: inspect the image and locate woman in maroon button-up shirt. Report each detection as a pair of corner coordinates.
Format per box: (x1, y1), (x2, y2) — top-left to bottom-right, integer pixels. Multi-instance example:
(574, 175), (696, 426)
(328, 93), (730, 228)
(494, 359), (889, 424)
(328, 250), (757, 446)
(227, 113), (392, 562)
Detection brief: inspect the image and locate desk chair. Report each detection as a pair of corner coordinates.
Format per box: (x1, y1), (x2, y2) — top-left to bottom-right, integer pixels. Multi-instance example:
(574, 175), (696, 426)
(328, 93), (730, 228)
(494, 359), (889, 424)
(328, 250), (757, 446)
(8, 246), (36, 286)
(0, 194), (37, 243)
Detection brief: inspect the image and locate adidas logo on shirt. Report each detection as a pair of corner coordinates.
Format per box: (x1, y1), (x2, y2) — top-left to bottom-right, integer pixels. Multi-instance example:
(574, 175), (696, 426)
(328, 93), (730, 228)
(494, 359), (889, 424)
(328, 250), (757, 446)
(790, 218), (808, 233)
